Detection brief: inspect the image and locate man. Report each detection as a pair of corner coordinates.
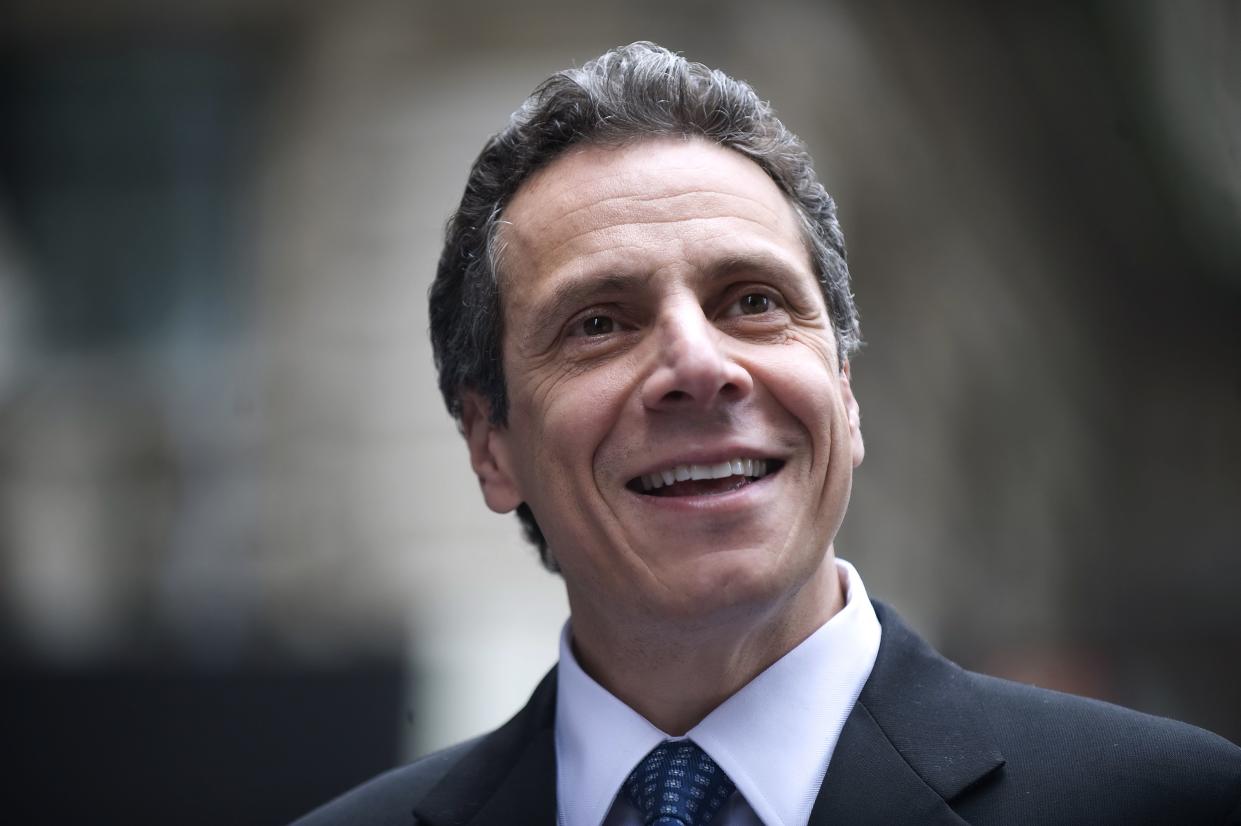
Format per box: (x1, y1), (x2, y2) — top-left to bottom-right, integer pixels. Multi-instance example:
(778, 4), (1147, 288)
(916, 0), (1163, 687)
(296, 42), (1241, 825)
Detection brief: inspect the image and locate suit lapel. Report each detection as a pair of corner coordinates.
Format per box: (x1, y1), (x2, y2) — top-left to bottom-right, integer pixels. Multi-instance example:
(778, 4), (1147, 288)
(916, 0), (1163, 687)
(413, 669), (558, 826)
(809, 602), (1005, 825)
(457, 726), (556, 826)
(810, 699), (970, 825)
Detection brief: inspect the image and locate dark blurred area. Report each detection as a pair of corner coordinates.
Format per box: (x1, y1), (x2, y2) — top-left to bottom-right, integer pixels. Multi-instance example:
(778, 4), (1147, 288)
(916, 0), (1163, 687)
(2, 662), (403, 823)
(1, 1), (1238, 823)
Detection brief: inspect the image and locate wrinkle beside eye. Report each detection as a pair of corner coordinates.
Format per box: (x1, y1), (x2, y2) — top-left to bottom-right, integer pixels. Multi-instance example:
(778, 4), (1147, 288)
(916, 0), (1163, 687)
(784, 328), (838, 369)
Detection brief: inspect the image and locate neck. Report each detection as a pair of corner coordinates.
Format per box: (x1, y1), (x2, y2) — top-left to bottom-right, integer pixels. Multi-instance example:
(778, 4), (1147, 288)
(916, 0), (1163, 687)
(567, 555), (845, 735)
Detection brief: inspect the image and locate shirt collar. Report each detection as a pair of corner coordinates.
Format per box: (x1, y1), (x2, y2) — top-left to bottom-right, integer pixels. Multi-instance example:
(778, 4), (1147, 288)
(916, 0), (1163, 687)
(555, 558), (881, 826)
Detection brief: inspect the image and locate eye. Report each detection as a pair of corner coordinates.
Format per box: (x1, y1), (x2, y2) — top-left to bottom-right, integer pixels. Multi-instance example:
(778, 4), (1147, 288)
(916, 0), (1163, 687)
(718, 288), (786, 325)
(737, 293), (770, 315)
(577, 315), (614, 336)
(563, 306), (630, 344)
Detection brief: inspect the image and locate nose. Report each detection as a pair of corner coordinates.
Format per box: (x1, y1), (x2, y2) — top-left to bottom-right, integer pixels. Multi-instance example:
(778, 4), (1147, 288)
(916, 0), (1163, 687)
(640, 301), (754, 411)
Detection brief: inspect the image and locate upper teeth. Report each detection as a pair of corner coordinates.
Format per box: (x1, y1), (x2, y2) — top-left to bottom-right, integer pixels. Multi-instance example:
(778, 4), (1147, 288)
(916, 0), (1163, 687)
(639, 458), (770, 491)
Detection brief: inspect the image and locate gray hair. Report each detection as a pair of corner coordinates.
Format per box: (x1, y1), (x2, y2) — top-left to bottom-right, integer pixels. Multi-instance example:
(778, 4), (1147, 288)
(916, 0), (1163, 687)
(429, 41), (860, 570)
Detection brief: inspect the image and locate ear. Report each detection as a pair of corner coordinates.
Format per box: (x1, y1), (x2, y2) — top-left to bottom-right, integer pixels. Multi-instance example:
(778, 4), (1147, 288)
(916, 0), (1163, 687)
(840, 360), (865, 468)
(460, 392), (524, 514)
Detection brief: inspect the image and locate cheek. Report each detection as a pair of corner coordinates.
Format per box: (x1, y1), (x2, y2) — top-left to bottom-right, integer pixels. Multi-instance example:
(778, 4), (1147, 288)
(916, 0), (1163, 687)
(810, 385), (856, 535)
(513, 366), (633, 496)
(759, 344), (842, 438)
(756, 344), (854, 518)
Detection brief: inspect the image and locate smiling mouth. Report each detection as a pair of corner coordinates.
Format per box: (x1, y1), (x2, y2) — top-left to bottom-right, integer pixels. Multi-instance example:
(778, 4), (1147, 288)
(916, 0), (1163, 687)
(626, 458), (784, 497)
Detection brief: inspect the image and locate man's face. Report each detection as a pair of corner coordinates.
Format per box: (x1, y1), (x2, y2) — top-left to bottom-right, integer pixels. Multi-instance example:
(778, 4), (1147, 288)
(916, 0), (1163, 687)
(463, 138), (863, 631)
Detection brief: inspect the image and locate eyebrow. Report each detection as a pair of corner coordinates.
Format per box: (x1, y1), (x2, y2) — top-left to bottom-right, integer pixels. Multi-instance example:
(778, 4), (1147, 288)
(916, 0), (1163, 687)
(710, 250), (808, 281)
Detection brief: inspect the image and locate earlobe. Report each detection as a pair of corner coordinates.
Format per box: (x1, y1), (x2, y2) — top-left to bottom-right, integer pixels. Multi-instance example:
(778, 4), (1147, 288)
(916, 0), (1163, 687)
(841, 361), (865, 468)
(460, 392), (524, 514)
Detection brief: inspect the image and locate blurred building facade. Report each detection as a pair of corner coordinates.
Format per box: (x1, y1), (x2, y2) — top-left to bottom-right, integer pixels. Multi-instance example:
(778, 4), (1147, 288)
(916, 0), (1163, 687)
(1, 1), (1238, 823)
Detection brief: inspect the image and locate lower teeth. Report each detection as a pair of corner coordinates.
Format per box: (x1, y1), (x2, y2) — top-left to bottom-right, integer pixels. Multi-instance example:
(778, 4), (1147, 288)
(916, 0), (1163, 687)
(649, 476), (753, 496)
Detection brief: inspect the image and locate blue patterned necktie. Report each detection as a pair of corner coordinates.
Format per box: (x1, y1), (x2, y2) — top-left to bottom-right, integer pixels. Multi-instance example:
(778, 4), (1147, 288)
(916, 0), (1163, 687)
(624, 740), (737, 826)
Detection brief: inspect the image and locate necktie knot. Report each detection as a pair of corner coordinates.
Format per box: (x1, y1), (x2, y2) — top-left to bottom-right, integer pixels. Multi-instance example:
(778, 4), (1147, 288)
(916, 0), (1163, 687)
(624, 740), (736, 826)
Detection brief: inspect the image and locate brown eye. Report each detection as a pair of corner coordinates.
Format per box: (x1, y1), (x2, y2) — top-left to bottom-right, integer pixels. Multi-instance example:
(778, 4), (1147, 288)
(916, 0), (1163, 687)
(581, 315), (614, 336)
(738, 294), (770, 315)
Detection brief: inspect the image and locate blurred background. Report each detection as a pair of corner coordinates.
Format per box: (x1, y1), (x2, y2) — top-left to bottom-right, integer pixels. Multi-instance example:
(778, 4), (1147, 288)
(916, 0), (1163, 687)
(1, 0), (1238, 822)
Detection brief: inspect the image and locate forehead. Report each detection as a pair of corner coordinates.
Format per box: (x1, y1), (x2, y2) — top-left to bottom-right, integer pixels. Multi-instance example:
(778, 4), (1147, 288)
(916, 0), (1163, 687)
(498, 137), (811, 293)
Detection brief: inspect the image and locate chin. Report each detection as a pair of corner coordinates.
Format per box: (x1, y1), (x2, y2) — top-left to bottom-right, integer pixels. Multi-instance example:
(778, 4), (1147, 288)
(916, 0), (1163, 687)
(640, 545), (813, 626)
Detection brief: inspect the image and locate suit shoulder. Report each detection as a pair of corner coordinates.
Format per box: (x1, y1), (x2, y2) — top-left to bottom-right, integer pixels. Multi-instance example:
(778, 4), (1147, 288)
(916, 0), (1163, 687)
(289, 736), (482, 826)
(963, 669), (1241, 821)
(966, 668), (1241, 760)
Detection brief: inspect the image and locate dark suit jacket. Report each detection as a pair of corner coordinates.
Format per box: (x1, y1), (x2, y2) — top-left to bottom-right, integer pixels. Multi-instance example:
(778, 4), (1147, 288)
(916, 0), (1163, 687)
(293, 602), (1241, 825)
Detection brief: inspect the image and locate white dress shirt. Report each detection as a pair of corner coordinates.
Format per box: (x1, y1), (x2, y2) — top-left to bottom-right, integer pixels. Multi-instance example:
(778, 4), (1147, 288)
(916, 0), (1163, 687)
(555, 558), (881, 826)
